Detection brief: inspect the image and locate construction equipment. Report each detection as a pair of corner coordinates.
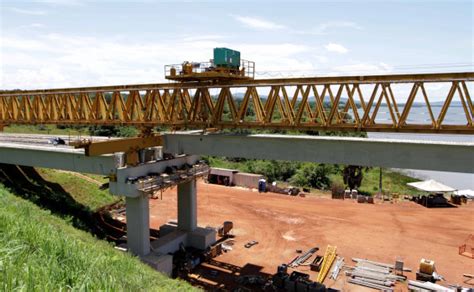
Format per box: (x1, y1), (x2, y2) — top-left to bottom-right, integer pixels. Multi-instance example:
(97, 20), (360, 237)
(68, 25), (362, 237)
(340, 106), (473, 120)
(0, 72), (473, 134)
(70, 134), (163, 166)
(316, 245), (337, 283)
(310, 255), (324, 272)
(165, 48), (255, 82)
(272, 269), (326, 292)
(416, 258), (444, 282)
(419, 258), (435, 274)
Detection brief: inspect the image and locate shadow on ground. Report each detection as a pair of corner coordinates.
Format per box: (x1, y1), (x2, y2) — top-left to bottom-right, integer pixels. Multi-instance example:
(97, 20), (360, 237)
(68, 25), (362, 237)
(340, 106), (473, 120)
(0, 164), (162, 243)
(0, 163), (109, 238)
(186, 258), (272, 291)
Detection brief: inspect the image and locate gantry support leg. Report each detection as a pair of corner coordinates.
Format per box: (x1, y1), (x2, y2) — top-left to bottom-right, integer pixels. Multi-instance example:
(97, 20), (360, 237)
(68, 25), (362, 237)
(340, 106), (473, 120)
(125, 194), (150, 256)
(177, 179), (197, 232)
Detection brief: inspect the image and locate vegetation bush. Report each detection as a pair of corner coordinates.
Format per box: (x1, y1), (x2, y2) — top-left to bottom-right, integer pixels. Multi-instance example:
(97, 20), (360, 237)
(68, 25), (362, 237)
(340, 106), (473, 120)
(88, 125), (138, 137)
(290, 163), (334, 189)
(0, 186), (196, 291)
(245, 160), (301, 182)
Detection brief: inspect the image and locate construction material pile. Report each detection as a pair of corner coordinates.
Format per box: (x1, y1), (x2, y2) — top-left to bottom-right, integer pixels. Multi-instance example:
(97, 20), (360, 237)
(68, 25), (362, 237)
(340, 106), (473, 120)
(288, 247), (319, 268)
(408, 280), (456, 291)
(345, 258), (406, 291)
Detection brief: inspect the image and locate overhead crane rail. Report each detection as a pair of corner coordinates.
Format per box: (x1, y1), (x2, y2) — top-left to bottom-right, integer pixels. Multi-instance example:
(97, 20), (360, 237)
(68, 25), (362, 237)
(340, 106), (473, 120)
(0, 72), (473, 134)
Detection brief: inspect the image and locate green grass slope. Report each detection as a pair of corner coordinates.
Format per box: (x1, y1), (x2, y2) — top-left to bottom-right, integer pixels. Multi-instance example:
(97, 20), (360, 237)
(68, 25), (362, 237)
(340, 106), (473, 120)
(36, 168), (114, 211)
(0, 186), (197, 291)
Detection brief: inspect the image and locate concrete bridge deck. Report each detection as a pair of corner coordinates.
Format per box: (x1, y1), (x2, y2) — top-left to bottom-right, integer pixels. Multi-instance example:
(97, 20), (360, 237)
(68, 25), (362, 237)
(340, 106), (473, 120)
(1, 132), (472, 174)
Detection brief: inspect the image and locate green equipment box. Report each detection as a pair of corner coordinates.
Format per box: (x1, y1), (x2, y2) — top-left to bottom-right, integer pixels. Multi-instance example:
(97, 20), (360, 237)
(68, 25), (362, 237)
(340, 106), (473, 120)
(213, 48), (240, 68)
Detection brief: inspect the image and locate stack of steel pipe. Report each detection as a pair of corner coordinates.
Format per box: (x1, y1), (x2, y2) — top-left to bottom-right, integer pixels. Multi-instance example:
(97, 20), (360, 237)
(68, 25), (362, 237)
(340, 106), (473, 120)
(408, 280), (454, 291)
(346, 259), (406, 291)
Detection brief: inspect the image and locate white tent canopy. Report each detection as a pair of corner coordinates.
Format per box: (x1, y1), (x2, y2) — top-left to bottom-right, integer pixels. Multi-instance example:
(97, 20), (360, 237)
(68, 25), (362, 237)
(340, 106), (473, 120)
(407, 179), (456, 193)
(454, 189), (474, 199)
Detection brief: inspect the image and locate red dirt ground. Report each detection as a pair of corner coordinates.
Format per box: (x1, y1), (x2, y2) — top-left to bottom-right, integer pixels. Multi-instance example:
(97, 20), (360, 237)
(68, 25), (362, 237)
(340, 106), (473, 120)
(149, 180), (474, 290)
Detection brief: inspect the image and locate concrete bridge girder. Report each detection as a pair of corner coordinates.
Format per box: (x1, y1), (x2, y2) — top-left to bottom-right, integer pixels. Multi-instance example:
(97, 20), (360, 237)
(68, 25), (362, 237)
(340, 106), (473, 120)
(163, 133), (474, 174)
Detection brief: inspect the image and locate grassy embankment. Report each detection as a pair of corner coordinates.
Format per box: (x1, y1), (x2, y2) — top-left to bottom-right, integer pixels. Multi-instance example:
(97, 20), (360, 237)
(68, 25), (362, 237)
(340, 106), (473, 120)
(36, 168), (112, 210)
(0, 185), (196, 291)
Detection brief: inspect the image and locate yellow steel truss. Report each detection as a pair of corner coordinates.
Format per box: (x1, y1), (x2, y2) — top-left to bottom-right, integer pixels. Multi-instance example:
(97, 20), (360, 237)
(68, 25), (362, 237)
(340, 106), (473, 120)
(0, 72), (473, 134)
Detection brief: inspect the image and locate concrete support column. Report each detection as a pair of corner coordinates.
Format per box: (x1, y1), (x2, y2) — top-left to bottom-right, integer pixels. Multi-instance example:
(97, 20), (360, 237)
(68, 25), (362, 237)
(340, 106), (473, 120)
(125, 194), (150, 256)
(177, 179), (197, 232)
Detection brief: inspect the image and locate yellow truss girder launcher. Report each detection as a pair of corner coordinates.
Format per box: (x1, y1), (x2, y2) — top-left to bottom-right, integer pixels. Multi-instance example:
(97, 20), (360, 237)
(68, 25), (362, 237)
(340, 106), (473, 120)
(0, 72), (473, 134)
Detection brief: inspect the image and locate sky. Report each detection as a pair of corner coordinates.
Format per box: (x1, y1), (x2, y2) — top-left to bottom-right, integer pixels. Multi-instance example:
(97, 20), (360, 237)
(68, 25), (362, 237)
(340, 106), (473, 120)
(0, 0), (473, 91)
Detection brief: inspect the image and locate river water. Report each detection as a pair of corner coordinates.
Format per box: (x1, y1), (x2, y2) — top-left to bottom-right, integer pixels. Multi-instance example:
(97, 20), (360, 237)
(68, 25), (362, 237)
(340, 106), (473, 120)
(367, 106), (473, 190)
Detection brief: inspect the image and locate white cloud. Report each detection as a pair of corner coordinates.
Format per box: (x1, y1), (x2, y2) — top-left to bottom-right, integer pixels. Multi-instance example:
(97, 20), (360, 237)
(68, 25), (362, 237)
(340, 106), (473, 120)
(232, 15), (286, 30)
(0, 33), (311, 89)
(10, 7), (47, 15)
(325, 43), (348, 54)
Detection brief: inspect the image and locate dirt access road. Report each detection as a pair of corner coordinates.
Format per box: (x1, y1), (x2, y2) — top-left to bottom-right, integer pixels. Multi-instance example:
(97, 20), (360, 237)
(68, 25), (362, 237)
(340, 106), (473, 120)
(149, 181), (474, 289)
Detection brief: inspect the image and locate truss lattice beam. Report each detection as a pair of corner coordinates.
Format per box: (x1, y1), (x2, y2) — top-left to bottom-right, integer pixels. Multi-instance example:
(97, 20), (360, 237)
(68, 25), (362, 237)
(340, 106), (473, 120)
(1, 72), (473, 134)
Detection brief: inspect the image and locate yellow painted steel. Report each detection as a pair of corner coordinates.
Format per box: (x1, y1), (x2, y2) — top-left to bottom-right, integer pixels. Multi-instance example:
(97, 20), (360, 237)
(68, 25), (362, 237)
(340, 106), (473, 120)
(316, 245), (337, 283)
(71, 135), (163, 165)
(1, 72), (473, 134)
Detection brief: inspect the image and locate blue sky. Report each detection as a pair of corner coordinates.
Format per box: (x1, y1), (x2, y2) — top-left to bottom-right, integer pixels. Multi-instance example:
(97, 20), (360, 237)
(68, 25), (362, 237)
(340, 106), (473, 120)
(0, 0), (472, 90)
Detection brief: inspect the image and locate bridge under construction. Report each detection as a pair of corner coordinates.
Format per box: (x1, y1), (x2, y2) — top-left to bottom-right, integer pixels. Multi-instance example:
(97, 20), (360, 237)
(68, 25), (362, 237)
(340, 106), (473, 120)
(1, 48), (473, 280)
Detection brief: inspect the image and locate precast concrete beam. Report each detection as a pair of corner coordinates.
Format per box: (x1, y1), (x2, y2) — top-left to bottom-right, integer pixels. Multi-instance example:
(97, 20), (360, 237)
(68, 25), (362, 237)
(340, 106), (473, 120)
(0, 142), (116, 175)
(163, 133), (474, 173)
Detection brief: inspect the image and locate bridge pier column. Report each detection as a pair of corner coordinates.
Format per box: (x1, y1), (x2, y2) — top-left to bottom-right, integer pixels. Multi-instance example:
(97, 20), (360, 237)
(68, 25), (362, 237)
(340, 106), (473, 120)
(125, 194), (150, 256)
(177, 179), (197, 232)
